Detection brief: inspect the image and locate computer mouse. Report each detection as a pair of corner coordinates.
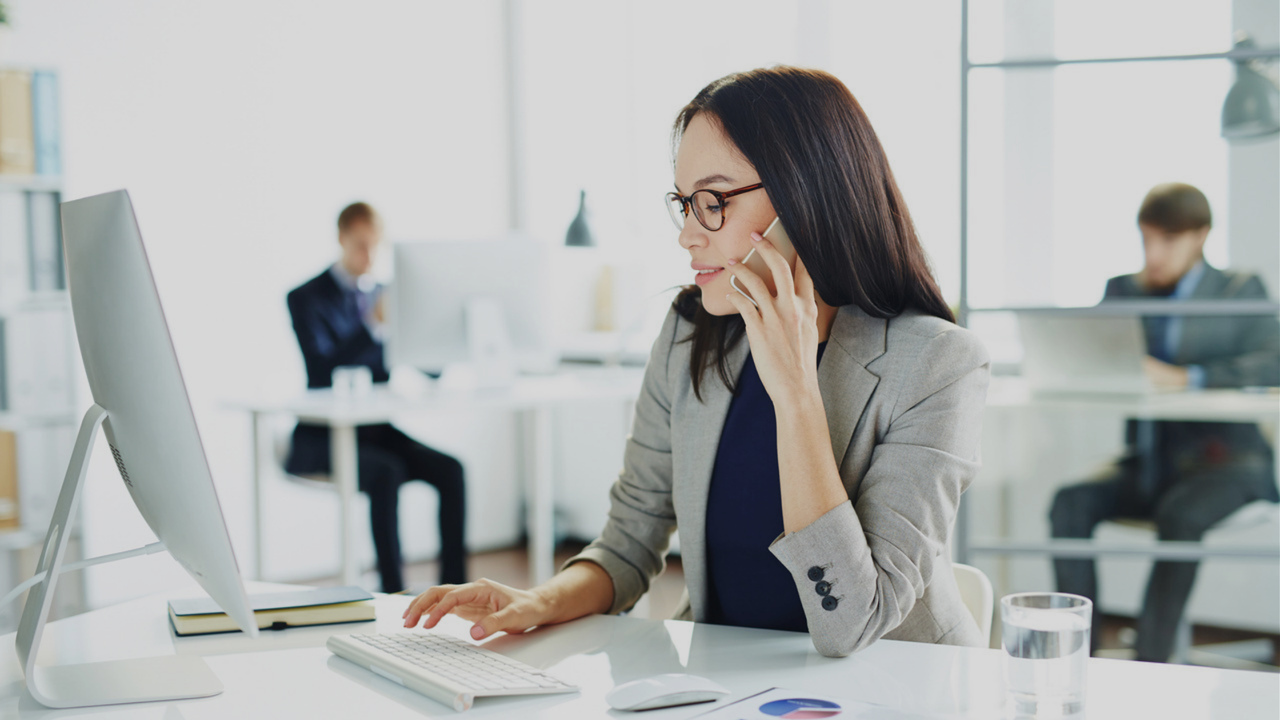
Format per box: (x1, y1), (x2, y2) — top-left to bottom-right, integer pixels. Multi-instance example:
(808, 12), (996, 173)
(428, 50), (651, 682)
(605, 673), (731, 711)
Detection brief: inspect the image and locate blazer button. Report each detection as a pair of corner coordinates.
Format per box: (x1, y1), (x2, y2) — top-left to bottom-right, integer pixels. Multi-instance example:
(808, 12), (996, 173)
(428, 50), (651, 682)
(807, 566), (825, 582)
(822, 596), (839, 611)
(815, 581), (832, 596)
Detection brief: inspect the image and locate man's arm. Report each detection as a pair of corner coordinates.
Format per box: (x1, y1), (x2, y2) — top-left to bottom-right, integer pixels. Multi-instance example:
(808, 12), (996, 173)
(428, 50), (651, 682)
(1198, 275), (1280, 388)
(287, 288), (380, 387)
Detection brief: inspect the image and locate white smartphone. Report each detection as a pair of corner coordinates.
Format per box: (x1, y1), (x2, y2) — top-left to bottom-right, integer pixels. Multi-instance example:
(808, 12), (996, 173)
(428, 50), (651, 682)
(730, 216), (798, 307)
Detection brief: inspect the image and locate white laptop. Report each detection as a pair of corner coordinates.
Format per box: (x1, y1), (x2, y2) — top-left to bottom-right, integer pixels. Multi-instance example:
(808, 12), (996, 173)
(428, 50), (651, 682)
(1016, 313), (1155, 395)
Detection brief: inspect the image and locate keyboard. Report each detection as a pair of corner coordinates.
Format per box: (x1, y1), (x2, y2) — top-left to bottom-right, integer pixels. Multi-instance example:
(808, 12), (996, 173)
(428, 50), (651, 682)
(326, 631), (578, 711)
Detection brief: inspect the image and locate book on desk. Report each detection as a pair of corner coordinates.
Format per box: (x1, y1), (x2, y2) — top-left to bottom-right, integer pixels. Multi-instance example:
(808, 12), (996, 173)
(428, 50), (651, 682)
(168, 586), (376, 636)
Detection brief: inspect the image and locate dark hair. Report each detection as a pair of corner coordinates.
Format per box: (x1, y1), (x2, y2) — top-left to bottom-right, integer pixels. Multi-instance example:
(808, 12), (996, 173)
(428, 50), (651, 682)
(337, 202), (379, 233)
(1137, 183), (1212, 233)
(671, 67), (953, 400)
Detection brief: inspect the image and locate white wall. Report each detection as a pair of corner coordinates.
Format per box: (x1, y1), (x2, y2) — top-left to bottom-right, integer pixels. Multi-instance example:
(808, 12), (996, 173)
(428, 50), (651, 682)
(0, 0), (517, 604)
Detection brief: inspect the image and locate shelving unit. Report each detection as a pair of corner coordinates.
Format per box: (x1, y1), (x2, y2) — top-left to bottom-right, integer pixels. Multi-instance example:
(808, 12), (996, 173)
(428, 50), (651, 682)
(0, 67), (81, 630)
(954, 2), (1280, 659)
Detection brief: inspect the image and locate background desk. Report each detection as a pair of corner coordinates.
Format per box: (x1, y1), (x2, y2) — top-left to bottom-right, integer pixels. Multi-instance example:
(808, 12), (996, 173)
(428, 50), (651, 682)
(1, 581), (1275, 718)
(232, 367), (644, 588)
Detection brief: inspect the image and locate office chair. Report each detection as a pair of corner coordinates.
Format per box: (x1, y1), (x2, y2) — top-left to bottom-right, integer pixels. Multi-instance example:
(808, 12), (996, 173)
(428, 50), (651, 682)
(953, 563), (994, 648)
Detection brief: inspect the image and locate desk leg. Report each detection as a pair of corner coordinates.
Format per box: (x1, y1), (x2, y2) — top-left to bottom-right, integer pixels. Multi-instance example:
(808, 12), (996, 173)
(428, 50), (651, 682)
(522, 407), (555, 585)
(251, 412), (265, 581)
(331, 424), (360, 587)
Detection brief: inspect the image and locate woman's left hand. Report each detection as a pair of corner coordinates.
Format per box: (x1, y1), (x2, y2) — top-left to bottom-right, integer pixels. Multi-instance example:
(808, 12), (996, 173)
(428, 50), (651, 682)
(724, 233), (822, 406)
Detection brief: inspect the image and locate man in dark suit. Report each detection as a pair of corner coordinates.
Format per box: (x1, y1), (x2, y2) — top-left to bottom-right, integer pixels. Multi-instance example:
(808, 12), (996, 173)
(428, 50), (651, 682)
(286, 202), (467, 593)
(1049, 183), (1279, 663)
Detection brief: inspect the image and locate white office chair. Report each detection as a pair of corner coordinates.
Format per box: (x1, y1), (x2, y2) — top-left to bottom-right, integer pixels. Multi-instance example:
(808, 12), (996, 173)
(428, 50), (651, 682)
(953, 563), (995, 647)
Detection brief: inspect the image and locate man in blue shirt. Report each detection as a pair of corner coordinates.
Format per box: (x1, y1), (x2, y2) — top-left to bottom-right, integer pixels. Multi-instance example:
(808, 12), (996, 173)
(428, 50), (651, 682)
(285, 202), (467, 593)
(1049, 183), (1279, 663)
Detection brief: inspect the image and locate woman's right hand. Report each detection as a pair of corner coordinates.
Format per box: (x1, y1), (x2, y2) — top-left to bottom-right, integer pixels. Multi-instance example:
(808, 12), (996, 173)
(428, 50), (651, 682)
(401, 578), (553, 640)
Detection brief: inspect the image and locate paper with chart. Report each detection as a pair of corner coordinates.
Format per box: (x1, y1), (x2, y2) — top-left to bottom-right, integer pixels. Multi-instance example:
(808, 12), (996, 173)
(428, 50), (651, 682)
(690, 687), (963, 720)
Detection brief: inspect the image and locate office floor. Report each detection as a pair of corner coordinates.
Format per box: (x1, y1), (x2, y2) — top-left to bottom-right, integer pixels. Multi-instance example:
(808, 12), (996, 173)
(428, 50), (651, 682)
(304, 543), (1279, 668)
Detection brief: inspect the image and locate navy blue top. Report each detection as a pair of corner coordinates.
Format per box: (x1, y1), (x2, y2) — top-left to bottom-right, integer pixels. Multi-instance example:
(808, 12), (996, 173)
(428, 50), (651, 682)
(705, 342), (827, 632)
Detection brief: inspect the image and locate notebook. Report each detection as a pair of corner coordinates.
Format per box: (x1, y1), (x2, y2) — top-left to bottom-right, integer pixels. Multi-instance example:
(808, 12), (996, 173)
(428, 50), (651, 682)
(168, 586), (376, 636)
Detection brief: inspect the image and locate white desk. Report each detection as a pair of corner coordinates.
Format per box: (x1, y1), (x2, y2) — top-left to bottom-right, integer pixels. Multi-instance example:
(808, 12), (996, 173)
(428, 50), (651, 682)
(1, 581), (1275, 719)
(232, 368), (643, 588)
(964, 380), (1280, 563)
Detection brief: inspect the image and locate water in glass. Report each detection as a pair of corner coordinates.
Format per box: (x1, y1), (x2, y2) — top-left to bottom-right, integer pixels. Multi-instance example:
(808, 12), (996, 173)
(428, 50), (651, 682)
(1002, 594), (1090, 718)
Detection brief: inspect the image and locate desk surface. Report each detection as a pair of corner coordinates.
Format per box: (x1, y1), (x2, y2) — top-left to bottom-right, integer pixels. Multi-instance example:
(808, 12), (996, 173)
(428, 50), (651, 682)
(985, 378), (1279, 423)
(1, 582), (1276, 719)
(228, 367), (644, 425)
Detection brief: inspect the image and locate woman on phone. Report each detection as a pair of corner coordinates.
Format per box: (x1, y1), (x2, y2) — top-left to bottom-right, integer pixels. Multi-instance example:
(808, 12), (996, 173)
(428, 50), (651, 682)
(404, 66), (988, 657)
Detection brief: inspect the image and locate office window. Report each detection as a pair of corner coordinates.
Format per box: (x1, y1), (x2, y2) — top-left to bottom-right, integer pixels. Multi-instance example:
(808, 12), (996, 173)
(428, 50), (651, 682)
(966, 0), (1235, 309)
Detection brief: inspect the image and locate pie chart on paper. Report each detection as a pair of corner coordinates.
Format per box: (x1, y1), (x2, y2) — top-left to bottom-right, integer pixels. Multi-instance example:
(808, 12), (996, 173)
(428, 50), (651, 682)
(759, 697), (844, 719)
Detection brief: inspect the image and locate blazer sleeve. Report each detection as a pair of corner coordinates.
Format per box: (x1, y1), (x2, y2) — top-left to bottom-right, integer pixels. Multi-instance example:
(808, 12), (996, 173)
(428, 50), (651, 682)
(1198, 275), (1280, 388)
(287, 287), (379, 387)
(769, 326), (990, 658)
(561, 309), (682, 614)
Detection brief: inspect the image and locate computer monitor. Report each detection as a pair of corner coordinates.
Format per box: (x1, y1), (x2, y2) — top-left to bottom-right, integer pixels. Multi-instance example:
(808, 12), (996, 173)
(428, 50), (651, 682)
(387, 238), (556, 377)
(15, 189), (257, 708)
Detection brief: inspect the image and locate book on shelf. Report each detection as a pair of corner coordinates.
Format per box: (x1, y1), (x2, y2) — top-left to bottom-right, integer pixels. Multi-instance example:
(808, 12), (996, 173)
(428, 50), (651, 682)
(0, 190), (27, 305)
(0, 430), (18, 531)
(31, 71), (60, 176)
(27, 191), (63, 291)
(168, 586), (377, 636)
(0, 303), (76, 414)
(0, 71), (35, 175)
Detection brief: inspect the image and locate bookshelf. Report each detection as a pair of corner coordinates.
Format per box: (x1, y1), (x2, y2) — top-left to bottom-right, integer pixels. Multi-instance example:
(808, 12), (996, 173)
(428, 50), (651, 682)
(0, 67), (81, 629)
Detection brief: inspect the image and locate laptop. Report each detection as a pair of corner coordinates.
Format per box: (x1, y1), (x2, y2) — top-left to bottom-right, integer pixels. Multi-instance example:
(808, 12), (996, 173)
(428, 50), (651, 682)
(1016, 312), (1155, 395)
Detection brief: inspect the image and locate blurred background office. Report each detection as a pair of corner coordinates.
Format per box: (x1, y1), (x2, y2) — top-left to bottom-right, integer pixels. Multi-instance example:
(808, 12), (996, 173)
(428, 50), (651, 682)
(0, 0), (1275, 670)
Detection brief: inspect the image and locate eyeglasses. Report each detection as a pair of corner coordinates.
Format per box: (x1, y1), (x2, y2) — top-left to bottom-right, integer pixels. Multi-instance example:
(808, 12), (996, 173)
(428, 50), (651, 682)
(665, 183), (764, 232)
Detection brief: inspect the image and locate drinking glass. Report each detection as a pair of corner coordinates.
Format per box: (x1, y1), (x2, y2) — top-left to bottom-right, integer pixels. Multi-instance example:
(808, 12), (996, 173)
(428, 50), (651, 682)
(331, 365), (372, 400)
(1001, 592), (1091, 718)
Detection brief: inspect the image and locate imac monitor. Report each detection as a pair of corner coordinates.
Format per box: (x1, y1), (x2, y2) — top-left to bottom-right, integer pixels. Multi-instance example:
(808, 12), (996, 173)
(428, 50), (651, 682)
(15, 189), (257, 708)
(387, 238), (556, 375)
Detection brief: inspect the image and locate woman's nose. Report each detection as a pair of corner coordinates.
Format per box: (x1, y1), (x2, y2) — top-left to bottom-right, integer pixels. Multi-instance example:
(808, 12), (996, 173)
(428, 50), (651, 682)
(677, 223), (707, 251)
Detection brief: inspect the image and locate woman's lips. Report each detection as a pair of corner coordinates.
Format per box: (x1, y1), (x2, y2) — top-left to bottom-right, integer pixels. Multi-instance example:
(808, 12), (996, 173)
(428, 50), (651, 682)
(694, 267), (724, 286)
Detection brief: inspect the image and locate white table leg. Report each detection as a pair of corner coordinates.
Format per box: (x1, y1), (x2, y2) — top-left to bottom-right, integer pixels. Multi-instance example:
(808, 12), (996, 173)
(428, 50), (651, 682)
(331, 423), (360, 587)
(251, 411), (266, 581)
(522, 407), (555, 585)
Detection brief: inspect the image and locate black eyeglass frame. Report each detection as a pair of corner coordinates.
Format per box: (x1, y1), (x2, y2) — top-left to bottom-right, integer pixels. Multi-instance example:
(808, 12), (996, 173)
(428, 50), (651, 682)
(665, 183), (765, 232)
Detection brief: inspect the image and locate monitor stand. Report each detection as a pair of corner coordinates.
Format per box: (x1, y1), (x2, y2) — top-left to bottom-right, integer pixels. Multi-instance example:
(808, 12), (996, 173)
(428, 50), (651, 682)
(14, 404), (224, 708)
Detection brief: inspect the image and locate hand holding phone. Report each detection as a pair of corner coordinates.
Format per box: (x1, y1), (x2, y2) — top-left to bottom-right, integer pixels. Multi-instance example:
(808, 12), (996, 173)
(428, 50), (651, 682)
(730, 217), (797, 307)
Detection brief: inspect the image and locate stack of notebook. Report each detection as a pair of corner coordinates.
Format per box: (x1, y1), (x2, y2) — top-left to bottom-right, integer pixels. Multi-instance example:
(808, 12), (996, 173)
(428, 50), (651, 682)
(168, 586), (377, 636)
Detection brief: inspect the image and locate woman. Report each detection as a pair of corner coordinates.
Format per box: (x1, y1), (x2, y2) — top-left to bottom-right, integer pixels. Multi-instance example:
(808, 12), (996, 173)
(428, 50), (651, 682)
(404, 67), (989, 657)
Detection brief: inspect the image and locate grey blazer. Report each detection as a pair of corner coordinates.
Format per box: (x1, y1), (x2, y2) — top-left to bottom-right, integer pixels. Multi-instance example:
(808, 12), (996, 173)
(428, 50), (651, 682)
(566, 303), (991, 657)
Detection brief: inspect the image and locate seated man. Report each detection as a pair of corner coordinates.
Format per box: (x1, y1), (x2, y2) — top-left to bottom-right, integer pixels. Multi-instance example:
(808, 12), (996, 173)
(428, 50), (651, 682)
(1049, 182), (1279, 662)
(285, 201), (467, 593)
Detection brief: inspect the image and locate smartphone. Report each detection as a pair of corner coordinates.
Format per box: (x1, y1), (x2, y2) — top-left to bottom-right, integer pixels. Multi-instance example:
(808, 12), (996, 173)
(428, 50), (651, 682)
(730, 216), (798, 306)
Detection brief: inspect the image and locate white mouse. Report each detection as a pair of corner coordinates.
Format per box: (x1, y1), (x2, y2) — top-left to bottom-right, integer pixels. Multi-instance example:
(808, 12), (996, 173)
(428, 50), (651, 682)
(606, 673), (730, 711)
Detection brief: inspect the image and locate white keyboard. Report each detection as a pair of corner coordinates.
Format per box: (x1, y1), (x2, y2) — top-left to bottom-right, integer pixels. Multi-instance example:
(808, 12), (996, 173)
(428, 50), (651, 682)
(327, 631), (578, 711)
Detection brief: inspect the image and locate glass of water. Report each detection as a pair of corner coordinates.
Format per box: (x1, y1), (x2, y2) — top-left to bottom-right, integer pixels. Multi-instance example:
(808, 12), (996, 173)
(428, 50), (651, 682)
(1001, 592), (1091, 718)
(332, 365), (373, 400)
